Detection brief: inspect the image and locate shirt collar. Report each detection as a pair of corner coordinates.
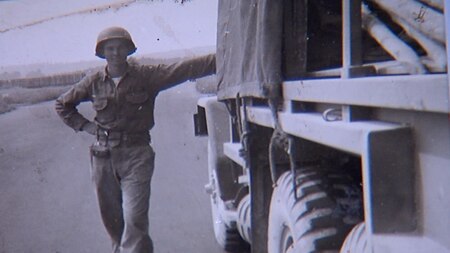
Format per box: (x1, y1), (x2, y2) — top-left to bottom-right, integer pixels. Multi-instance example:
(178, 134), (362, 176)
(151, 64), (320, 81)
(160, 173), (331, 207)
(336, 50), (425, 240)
(101, 63), (131, 82)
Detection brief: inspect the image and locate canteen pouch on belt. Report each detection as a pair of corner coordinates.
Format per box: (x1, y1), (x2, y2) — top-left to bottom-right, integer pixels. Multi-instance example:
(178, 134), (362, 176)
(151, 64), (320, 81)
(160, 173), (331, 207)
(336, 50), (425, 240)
(90, 143), (110, 158)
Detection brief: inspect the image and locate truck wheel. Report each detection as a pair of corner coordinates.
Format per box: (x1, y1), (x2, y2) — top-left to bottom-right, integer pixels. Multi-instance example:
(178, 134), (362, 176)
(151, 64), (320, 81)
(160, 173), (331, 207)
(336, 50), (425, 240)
(340, 222), (369, 253)
(207, 169), (249, 252)
(268, 167), (363, 253)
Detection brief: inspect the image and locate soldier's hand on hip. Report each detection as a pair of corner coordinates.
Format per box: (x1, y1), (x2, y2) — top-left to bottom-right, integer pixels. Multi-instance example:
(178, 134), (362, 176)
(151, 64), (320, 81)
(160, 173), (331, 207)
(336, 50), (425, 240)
(81, 121), (97, 135)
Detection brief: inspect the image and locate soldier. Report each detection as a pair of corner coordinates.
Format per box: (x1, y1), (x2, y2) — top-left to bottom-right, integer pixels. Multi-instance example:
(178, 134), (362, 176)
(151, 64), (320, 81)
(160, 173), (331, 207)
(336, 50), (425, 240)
(55, 26), (215, 253)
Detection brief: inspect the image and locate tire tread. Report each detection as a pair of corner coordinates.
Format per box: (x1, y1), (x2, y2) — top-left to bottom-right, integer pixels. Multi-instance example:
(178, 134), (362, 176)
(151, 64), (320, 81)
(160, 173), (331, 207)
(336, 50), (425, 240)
(268, 168), (363, 253)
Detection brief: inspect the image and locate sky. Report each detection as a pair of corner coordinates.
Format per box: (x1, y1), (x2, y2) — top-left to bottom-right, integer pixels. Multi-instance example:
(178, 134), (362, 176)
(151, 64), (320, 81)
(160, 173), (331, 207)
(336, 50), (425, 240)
(0, 0), (218, 69)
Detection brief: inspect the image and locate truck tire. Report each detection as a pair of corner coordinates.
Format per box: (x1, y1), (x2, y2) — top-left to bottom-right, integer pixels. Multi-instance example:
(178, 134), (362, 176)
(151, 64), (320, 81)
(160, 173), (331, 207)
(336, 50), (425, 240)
(208, 169), (249, 252)
(340, 222), (369, 253)
(268, 167), (363, 253)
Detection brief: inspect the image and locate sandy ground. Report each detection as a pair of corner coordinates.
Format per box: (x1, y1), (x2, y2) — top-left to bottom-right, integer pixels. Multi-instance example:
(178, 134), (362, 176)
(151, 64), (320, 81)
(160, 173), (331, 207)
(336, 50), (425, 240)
(0, 83), (226, 253)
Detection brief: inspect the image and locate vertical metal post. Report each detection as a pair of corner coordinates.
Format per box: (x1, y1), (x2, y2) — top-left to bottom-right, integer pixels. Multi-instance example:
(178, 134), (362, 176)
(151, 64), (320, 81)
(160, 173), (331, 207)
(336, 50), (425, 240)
(249, 126), (272, 253)
(342, 0), (362, 79)
(342, 4), (372, 252)
(342, 0), (362, 121)
(282, 0), (308, 78)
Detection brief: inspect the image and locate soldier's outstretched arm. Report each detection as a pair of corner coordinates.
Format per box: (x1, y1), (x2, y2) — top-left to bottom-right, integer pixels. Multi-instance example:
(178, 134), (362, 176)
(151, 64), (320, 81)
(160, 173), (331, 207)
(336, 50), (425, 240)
(146, 53), (216, 91)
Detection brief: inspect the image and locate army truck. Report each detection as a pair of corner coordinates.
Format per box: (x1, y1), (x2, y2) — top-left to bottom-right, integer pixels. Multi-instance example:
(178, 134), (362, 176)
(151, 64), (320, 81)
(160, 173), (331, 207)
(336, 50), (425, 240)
(194, 0), (450, 252)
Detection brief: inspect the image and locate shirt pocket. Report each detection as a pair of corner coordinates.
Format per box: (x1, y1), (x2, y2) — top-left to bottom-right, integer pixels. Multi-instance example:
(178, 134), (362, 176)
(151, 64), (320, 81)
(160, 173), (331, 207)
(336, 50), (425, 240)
(93, 97), (108, 110)
(125, 92), (149, 114)
(125, 93), (149, 104)
(93, 97), (116, 124)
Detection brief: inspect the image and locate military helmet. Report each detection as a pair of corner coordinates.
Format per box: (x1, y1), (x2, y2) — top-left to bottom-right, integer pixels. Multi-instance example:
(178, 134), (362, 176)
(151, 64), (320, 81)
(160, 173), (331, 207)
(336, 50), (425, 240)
(95, 26), (137, 58)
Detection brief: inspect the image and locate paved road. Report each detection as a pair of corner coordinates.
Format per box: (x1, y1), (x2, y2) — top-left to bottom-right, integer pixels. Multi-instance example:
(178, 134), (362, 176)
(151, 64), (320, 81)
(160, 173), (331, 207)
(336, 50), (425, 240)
(0, 83), (226, 253)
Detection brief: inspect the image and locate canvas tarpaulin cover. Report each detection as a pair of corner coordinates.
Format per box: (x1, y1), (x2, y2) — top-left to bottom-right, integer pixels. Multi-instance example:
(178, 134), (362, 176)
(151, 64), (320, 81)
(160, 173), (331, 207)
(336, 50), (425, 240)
(216, 0), (284, 100)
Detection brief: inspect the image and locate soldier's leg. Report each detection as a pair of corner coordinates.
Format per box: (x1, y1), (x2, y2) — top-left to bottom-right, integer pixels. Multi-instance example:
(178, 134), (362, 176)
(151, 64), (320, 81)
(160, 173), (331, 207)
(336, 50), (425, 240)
(117, 145), (155, 253)
(91, 154), (124, 253)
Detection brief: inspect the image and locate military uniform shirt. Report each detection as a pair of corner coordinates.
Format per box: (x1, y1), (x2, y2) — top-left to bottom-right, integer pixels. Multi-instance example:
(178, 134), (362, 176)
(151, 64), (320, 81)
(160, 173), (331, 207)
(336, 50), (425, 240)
(55, 54), (216, 135)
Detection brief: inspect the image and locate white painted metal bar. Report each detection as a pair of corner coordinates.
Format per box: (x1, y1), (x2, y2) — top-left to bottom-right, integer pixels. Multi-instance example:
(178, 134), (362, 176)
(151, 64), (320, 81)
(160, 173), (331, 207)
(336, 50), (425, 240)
(283, 74), (449, 113)
(246, 107), (406, 155)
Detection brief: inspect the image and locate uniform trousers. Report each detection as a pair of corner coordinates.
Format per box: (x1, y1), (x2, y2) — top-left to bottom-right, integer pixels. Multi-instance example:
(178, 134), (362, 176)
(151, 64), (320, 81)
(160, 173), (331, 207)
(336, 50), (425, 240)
(91, 144), (155, 253)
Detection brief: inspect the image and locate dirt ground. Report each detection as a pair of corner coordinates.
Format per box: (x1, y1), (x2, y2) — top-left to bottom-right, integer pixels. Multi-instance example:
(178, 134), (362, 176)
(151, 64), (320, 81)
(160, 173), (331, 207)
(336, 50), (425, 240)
(0, 83), (226, 253)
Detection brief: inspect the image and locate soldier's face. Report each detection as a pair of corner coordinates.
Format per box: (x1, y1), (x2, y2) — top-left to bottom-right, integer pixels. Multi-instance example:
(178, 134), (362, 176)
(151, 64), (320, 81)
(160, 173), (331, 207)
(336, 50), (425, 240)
(103, 39), (129, 65)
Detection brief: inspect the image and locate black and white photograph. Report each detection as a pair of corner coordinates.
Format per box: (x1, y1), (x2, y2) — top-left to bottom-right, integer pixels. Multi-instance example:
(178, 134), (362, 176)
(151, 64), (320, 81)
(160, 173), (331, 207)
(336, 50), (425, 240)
(1, 1), (450, 253)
